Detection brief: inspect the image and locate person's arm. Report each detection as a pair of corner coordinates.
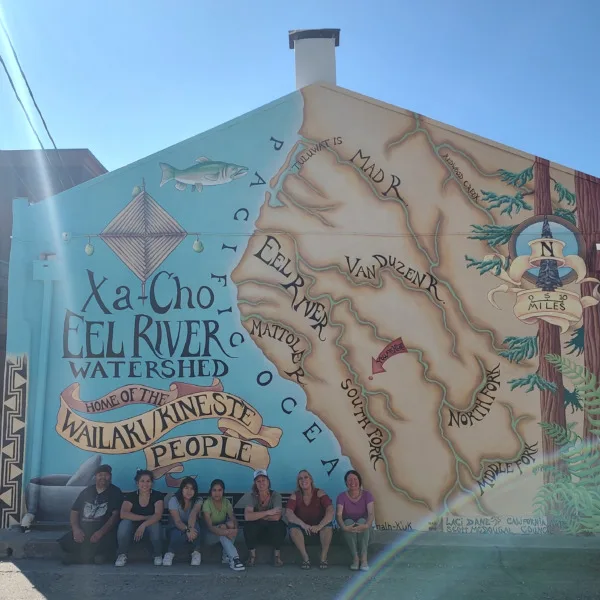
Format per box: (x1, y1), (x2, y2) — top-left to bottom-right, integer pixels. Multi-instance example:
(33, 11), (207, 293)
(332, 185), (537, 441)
(285, 495), (308, 529)
(336, 503), (351, 531)
(184, 500), (202, 542)
(120, 500), (147, 522)
(264, 493), (283, 521)
(226, 501), (238, 529)
(69, 490), (87, 542)
(225, 503), (238, 540)
(169, 505), (188, 532)
(314, 491), (334, 531)
(187, 500), (202, 529)
(244, 505), (274, 521)
(70, 510), (85, 542)
(365, 501), (375, 529)
(355, 497), (375, 532)
(90, 509), (119, 542)
(144, 498), (164, 526)
(203, 508), (227, 536)
(133, 498), (164, 542)
(242, 493), (274, 521)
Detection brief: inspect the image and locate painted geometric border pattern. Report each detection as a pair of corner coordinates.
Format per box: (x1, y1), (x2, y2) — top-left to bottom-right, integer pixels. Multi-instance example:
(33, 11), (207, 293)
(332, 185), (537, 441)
(0, 355), (28, 528)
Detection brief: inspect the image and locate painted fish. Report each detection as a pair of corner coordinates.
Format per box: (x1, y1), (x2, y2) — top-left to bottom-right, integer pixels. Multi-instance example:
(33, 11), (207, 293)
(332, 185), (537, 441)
(159, 157), (248, 192)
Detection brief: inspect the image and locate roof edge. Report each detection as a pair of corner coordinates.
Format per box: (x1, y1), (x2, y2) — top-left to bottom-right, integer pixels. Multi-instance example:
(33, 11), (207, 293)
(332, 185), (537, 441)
(302, 82), (580, 178)
(27, 88), (302, 204)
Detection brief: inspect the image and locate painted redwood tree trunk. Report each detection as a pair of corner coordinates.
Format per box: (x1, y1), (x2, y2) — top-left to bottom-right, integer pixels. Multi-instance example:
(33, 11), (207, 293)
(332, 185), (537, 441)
(534, 157), (567, 484)
(574, 171), (600, 440)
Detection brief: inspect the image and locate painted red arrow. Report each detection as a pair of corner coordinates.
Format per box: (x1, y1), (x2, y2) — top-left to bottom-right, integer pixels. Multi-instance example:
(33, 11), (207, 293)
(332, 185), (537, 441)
(371, 337), (408, 375)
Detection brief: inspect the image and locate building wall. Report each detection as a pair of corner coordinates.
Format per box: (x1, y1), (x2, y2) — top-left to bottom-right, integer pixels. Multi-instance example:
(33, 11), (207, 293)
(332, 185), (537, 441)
(2, 85), (599, 534)
(0, 150), (107, 427)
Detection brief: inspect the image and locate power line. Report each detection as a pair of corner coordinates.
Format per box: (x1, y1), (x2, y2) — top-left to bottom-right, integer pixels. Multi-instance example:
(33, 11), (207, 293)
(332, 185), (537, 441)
(0, 16), (73, 188)
(0, 51), (67, 194)
(0, 53), (46, 150)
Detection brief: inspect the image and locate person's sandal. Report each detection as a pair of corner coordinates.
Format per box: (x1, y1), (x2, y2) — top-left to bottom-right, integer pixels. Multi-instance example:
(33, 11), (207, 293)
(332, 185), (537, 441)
(301, 560), (311, 570)
(319, 560), (328, 569)
(246, 554), (256, 567)
(274, 555), (284, 567)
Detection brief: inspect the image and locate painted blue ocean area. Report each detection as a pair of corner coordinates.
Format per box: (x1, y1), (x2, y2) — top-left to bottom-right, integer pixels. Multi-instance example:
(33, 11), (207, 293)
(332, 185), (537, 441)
(9, 90), (352, 499)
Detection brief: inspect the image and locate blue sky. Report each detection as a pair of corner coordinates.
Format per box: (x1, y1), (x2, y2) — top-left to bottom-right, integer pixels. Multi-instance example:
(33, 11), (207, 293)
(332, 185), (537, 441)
(1, 0), (599, 174)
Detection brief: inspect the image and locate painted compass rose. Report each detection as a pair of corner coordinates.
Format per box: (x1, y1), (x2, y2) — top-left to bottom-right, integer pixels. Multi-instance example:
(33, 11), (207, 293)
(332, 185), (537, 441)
(484, 214), (599, 332)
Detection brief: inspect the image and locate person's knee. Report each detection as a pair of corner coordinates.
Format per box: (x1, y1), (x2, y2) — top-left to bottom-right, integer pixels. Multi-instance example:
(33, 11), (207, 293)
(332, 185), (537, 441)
(356, 518), (367, 525)
(147, 523), (163, 539)
(118, 520), (133, 535)
(169, 529), (183, 544)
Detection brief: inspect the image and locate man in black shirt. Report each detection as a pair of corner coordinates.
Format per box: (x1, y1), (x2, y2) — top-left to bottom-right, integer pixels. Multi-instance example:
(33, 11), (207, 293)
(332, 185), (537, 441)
(58, 464), (123, 564)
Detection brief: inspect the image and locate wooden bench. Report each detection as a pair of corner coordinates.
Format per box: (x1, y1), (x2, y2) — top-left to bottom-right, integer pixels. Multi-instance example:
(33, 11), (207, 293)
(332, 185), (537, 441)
(159, 492), (293, 527)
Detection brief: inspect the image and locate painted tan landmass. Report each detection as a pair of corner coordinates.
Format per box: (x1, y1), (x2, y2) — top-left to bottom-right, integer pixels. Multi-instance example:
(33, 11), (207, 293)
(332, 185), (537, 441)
(232, 85), (584, 526)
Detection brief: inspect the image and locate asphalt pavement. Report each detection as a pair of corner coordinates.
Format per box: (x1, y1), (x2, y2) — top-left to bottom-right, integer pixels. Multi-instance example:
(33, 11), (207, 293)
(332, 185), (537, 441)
(2, 545), (600, 600)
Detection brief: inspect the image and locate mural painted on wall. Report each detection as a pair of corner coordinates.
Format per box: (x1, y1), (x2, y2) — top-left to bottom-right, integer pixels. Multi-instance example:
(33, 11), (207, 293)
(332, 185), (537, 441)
(0, 356), (27, 527)
(3, 85), (600, 534)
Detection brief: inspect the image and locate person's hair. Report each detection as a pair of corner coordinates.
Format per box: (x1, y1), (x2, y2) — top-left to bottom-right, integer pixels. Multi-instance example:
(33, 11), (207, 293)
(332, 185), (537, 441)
(344, 469), (362, 488)
(252, 473), (272, 496)
(175, 477), (199, 508)
(295, 469), (314, 493)
(209, 479), (226, 495)
(134, 469), (154, 484)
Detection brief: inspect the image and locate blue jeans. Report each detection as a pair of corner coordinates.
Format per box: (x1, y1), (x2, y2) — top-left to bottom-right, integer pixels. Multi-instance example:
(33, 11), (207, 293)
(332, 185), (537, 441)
(167, 524), (203, 554)
(205, 520), (240, 560)
(117, 519), (163, 556)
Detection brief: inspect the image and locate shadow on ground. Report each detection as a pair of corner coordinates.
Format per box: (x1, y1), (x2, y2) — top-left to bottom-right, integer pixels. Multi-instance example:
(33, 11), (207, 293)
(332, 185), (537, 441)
(2, 546), (600, 600)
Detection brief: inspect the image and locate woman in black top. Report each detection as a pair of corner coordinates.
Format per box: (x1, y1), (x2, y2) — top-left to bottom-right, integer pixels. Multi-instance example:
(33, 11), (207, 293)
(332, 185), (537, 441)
(115, 470), (165, 567)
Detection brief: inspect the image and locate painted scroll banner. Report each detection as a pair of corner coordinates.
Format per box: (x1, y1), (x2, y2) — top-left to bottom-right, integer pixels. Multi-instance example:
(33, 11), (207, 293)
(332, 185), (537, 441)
(486, 236), (600, 333)
(512, 289), (597, 330)
(60, 379), (224, 414)
(55, 382), (282, 482)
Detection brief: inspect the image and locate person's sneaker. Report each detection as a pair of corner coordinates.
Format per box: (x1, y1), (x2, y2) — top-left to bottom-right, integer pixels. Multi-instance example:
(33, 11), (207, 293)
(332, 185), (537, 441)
(162, 552), (174, 566)
(153, 556), (163, 566)
(190, 551), (202, 566)
(115, 554), (127, 567)
(230, 556), (245, 571)
(221, 552), (229, 564)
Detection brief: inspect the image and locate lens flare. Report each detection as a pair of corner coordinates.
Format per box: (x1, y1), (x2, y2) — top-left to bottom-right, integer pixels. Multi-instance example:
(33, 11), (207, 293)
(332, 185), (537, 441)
(336, 452), (552, 599)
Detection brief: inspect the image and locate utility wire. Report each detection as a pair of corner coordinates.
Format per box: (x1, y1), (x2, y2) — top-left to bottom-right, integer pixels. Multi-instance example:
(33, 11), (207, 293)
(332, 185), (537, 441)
(0, 53), (46, 151)
(0, 51), (66, 195)
(0, 16), (73, 189)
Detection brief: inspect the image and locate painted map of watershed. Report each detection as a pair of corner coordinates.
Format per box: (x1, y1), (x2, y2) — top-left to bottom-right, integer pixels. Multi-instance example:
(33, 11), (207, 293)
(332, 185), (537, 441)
(233, 86), (560, 532)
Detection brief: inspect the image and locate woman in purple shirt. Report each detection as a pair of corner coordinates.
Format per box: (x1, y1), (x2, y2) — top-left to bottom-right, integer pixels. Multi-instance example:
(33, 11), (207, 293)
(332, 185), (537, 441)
(335, 470), (374, 571)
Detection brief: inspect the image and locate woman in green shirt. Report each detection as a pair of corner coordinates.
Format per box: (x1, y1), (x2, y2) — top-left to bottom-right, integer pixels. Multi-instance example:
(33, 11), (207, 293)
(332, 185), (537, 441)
(202, 479), (245, 571)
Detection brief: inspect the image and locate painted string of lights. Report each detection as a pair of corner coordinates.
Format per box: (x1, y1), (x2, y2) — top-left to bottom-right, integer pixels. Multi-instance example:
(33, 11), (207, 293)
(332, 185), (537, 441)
(61, 181), (204, 301)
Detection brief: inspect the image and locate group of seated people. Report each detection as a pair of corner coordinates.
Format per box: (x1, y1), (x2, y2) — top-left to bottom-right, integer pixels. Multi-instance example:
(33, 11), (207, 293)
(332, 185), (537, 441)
(59, 464), (375, 572)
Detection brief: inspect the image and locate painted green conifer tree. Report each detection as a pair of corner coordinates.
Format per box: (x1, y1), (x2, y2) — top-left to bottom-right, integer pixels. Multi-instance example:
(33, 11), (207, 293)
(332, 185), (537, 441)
(465, 158), (578, 489)
(534, 354), (600, 533)
(574, 171), (600, 440)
